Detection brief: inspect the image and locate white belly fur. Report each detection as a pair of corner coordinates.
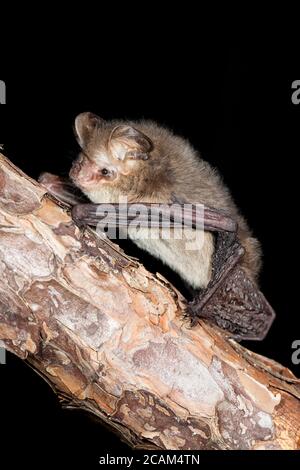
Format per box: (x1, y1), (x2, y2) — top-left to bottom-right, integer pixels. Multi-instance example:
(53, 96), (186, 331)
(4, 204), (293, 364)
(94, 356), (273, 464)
(129, 227), (214, 289)
(87, 189), (214, 288)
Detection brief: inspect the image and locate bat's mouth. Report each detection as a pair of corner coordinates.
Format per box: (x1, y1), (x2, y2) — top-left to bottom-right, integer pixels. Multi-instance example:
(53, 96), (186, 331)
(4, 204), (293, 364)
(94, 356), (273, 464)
(70, 175), (98, 189)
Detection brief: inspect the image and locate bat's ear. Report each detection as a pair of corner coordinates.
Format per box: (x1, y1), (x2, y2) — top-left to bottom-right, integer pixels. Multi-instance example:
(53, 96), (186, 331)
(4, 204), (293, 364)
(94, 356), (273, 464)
(74, 112), (104, 148)
(109, 125), (153, 161)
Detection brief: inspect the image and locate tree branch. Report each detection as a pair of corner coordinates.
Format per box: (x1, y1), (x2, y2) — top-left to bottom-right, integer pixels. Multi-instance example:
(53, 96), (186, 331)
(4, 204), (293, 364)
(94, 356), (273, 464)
(0, 153), (299, 450)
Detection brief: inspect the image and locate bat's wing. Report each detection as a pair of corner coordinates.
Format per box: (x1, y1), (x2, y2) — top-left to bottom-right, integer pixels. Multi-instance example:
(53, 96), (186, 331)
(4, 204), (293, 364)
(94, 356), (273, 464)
(39, 174), (275, 341)
(188, 231), (275, 341)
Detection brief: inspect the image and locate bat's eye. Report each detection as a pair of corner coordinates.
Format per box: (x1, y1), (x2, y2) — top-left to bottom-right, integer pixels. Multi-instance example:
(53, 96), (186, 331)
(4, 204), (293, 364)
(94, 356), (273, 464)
(101, 168), (109, 176)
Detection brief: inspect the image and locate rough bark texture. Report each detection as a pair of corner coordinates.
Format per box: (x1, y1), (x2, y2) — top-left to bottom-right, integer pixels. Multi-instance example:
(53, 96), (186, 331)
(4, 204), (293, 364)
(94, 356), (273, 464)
(0, 152), (300, 450)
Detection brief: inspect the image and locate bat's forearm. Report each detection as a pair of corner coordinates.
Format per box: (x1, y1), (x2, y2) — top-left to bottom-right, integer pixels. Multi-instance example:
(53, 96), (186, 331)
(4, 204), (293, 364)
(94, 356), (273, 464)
(71, 202), (237, 233)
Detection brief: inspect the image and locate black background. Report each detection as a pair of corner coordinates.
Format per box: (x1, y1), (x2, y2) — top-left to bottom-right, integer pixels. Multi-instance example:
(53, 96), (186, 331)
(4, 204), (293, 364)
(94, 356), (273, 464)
(0, 42), (299, 466)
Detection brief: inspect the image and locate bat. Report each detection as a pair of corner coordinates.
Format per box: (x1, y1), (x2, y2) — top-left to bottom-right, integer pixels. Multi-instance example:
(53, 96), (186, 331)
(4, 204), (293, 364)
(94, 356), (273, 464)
(39, 171), (275, 341)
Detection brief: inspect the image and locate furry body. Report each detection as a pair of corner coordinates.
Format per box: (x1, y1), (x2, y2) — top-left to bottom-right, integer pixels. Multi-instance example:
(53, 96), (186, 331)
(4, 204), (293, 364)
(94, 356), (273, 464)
(70, 113), (261, 289)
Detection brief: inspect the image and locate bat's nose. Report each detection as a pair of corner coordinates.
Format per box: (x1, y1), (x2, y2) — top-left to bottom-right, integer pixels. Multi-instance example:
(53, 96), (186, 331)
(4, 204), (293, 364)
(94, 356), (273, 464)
(70, 157), (99, 186)
(69, 158), (82, 178)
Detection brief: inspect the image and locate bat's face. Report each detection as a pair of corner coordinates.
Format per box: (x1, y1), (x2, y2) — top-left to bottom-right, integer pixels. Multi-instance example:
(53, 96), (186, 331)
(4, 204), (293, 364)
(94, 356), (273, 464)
(70, 112), (153, 200)
(70, 150), (119, 189)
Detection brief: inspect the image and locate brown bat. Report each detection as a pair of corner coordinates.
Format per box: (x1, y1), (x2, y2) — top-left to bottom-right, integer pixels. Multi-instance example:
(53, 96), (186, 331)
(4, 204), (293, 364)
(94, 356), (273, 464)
(39, 112), (275, 340)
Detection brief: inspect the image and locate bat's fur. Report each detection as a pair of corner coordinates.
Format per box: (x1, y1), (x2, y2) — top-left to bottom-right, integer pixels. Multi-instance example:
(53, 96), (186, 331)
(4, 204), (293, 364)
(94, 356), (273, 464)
(70, 112), (261, 289)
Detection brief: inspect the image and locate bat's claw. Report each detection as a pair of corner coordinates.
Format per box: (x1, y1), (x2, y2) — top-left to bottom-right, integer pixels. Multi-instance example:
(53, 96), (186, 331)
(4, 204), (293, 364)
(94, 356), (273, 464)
(183, 301), (203, 327)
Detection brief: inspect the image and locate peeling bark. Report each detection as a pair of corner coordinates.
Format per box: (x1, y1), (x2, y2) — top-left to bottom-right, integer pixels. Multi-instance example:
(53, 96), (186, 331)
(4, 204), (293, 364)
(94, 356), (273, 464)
(0, 152), (300, 450)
